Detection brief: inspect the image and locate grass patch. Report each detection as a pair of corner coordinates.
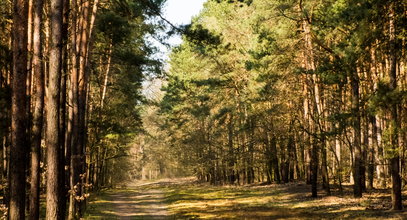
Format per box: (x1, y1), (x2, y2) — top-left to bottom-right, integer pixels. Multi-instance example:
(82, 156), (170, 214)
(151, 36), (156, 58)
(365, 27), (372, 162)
(163, 183), (314, 219)
(84, 179), (407, 219)
(163, 181), (407, 219)
(84, 190), (119, 219)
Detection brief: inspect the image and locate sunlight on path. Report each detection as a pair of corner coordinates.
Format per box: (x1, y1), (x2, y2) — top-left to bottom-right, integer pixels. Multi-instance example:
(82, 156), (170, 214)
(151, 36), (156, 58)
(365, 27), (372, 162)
(85, 181), (173, 219)
(111, 189), (169, 219)
(86, 179), (407, 219)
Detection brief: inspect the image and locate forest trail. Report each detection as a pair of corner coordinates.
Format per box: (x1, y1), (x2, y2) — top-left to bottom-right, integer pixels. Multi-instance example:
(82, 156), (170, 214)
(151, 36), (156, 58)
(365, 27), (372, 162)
(85, 180), (174, 219)
(85, 178), (407, 219)
(110, 188), (169, 219)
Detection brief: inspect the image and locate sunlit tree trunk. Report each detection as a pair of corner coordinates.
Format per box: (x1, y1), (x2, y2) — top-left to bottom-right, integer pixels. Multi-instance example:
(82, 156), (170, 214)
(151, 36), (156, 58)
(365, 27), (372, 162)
(367, 116), (376, 189)
(28, 0), (44, 218)
(302, 18), (319, 197)
(100, 42), (112, 109)
(302, 76), (311, 185)
(45, 0), (64, 218)
(334, 129), (343, 193)
(68, 0), (80, 218)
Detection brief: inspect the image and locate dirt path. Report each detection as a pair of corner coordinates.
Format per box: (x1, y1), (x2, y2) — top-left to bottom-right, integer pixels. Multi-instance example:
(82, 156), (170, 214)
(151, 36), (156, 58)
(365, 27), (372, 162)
(85, 181), (173, 219)
(110, 189), (169, 219)
(86, 179), (407, 219)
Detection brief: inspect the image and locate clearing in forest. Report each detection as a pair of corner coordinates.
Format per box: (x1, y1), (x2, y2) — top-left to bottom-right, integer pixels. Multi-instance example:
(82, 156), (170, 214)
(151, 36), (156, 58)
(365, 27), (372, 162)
(85, 178), (407, 219)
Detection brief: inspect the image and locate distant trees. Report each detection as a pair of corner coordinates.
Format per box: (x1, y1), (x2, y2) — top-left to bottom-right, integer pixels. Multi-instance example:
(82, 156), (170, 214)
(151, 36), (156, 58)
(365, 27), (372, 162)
(157, 0), (407, 210)
(0, 0), (164, 218)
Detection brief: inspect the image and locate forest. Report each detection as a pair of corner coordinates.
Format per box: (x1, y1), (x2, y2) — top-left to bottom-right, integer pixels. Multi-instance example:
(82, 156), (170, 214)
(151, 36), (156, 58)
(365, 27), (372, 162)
(0, 0), (407, 219)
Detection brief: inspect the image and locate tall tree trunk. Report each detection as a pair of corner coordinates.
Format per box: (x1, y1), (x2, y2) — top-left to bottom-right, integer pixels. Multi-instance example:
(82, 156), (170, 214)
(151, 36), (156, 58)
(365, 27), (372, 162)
(58, 61), (67, 220)
(9, 0), (29, 218)
(270, 136), (280, 183)
(302, 79), (311, 184)
(321, 141), (330, 195)
(75, 0), (91, 215)
(59, 0), (70, 217)
(367, 116), (376, 189)
(100, 42), (112, 109)
(361, 112), (368, 193)
(228, 115), (235, 184)
(304, 20), (319, 198)
(388, 1), (402, 210)
(310, 139), (318, 198)
(29, 0), (44, 218)
(334, 132), (343, 194)
(370, 48), (386, 188)
(375, 115), (386, 187)
(350, 67), (362, 198)
(45, 0), (63, 218)
(68, 0), (80, 216)
(26, 3), (33, 189)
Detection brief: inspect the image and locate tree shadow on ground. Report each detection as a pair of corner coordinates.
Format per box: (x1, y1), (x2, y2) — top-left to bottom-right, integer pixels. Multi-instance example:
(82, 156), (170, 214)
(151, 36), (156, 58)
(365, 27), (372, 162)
(163, 181), (407, 219)
(85, 187), (172, 219)
(86, 180), (407, 219)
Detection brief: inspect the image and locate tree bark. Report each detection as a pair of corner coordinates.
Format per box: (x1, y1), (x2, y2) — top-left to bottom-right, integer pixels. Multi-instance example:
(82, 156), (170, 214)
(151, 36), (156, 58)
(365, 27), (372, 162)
(68, 0), (80, 217)
(45, 0), (64, 218)
(310, 140), (318, 198)
(29, 0), (44, 218)
(9, 0), (29, 218)
(303, 18), (319, 198)
(388, 1), (402, 210)
(351, 70), (362, 198)
(270, 136), (280, 183)
(100, 42), (113, 109)
(367, 116), (376, 189)
(58, 0), (70, 217)
(302, 78), (311, 184)
(77, 3), (90, 216)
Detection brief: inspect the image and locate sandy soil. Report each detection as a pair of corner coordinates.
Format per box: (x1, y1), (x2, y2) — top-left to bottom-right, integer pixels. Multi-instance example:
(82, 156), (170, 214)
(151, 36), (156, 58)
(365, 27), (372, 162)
(85, 180), (176, 219)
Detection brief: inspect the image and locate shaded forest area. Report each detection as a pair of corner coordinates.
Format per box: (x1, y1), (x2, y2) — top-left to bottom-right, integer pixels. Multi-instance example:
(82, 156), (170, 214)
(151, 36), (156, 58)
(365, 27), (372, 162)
(0, 0), (165, 218)
(1, 0), (407, 219)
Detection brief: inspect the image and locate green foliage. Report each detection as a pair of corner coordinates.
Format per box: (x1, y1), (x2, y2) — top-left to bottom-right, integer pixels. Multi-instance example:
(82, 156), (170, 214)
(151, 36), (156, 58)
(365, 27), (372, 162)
(183, 24), (223, 53)
(88, 0), (407, 190)
(156, 0), (303, 179)
(381, 121), (400, 159)
(86, 0), (166, 185)
(368, 80), (406, 113)
(96, 11), (132, 43)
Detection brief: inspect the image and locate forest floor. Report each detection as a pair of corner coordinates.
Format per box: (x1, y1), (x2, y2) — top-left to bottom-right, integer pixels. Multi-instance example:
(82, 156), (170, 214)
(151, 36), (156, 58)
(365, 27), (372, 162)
(85, 178), (407, 219)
